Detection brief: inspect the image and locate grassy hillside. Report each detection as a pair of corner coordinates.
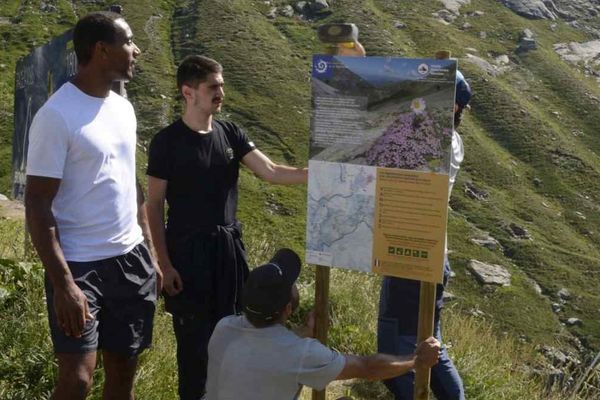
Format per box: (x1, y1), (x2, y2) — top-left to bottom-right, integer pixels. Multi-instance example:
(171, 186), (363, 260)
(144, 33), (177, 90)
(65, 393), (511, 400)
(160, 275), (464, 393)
(1, 0), (599, 398)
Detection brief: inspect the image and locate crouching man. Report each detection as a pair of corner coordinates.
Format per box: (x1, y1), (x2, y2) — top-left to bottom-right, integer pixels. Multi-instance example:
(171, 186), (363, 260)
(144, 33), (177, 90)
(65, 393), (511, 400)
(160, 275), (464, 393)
(206, 248), (440, 399)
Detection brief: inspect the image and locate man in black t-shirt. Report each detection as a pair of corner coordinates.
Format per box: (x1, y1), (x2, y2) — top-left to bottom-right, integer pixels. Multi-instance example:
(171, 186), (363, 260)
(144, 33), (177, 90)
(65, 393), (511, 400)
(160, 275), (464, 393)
(146, 55), (307, 400)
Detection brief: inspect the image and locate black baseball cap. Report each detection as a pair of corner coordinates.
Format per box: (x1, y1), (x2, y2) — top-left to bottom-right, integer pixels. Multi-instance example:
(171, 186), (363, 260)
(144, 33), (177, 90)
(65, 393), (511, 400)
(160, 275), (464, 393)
(242, 248), (302, 323)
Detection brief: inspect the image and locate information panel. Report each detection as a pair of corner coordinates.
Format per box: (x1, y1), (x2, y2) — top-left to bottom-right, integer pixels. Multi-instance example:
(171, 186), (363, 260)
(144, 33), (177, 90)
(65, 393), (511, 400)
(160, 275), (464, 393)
(306, 56), (456, 283)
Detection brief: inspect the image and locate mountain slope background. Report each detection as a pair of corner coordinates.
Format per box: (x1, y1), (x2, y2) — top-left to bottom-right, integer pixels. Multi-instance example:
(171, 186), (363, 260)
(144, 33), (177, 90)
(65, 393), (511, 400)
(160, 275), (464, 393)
(0, 0), (599, 398)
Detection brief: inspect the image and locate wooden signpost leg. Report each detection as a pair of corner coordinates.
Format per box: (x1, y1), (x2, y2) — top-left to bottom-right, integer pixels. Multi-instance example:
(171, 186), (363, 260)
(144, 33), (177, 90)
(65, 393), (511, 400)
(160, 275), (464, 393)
(414, 48), (451, 400)
(414, 281), (437, 400)
(312, 265), (331, 400)
(311, 25), (363, 400)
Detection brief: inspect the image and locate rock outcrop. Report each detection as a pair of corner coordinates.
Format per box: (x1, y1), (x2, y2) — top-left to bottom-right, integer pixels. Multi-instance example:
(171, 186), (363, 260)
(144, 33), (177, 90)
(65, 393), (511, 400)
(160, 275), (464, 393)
(467, 260), (512, 286)
(439, 0), (471, 15)
(463, 54), (510, 76)
(500, 1), (600, 37)
(506, 223), (531, 240)
(566, 317), (583, 327)
(471, 235), (502, 251)
(554, 40), (600, 80)
(266, 1), (330, 19)
(554, 0), (600, 22)
(499, 0), (558, 20)
(517, 28), (537, 52)
(312, 0), (329, 12)
(463, 181), (490, 200)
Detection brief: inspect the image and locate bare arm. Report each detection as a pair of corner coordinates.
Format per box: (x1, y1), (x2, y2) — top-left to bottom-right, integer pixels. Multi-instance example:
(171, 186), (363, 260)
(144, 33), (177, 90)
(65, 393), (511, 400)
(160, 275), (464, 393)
(136, 179), (153, 251)
(242, 149), (307, 185)
(146, 176), (182, 295)
(335, 337), (440, 381)
(137, 179), (163, 292)
(25, 175), (92, 338)
(336, 353), (415, 382)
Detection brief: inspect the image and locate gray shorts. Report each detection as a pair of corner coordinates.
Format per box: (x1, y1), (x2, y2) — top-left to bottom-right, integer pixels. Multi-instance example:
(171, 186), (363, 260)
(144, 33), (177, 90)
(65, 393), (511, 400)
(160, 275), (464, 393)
(45, 242), (157, 355)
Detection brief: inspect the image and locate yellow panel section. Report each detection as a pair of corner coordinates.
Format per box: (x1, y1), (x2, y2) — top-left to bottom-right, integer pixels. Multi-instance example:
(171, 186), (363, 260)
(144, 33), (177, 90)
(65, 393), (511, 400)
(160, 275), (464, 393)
(372, 168), (449, 283)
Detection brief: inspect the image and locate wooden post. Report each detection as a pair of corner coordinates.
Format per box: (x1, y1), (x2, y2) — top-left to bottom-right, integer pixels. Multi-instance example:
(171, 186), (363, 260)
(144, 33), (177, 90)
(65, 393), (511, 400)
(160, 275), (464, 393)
(312, 265), (330, 400)
(311, 25), (360, 399)
(414, 49), (452, 400)
(414, 281), (437, 400)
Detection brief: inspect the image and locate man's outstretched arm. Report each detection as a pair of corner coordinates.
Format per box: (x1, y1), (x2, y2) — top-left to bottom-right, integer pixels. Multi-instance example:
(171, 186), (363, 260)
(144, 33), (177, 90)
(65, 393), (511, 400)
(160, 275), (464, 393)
(335, 337), (441, 382)
(242, 149), (307, 185)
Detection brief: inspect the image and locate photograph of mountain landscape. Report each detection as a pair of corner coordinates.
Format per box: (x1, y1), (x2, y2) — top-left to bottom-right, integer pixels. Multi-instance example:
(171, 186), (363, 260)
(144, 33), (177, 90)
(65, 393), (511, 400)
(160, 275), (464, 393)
(310, 56), (456, 174)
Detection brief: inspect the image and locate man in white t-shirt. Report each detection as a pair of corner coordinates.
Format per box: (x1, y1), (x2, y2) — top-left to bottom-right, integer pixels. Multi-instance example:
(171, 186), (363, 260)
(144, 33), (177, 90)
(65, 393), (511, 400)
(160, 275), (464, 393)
(206, 249), (440, 400)
(25, 11), (159, 400)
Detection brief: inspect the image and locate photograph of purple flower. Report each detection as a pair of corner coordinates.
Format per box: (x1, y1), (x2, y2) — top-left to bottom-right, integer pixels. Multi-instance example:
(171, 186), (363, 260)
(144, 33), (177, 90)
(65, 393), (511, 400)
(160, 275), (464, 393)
(366, 98), (452, 172)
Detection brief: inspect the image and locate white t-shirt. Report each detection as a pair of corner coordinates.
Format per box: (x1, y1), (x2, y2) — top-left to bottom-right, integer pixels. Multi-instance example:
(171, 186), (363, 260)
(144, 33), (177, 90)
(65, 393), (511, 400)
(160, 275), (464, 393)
(449, 130), (464, 196)
(26, 82), (143, 261)
(444, 130), (464, 254)
(207, 315), (346, 400)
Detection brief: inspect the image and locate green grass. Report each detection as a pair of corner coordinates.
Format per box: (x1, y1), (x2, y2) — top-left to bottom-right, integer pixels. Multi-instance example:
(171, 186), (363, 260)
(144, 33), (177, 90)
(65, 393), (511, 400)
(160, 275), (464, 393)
(0, 259), (55, 400)
(2, 231), (598, 399)
(0, 217), (28, 260)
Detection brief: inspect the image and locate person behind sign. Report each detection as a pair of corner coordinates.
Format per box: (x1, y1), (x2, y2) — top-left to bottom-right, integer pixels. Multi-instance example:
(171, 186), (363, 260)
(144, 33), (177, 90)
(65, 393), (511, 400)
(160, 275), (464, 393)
(206, 248), (441, 400)
(377, 69), (473, 400)
(145, 55), (308, 400)
(318, 22), (366, 57)
(25, 11), (160, 400)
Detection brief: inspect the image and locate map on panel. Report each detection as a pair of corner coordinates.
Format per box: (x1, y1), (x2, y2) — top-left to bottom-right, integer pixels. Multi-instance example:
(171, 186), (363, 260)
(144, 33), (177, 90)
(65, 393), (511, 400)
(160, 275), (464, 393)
(306, 160), (376, 272)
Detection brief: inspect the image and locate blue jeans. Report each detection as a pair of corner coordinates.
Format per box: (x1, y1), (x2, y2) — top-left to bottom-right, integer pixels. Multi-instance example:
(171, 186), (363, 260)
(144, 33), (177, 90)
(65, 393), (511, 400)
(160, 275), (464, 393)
(377, 264), (465, 400)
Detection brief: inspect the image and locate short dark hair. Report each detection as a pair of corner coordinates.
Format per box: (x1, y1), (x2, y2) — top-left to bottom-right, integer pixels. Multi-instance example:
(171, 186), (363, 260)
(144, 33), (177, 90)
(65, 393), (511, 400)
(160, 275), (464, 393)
(177, 55), (223, 92)
(73, 11), (123, 66)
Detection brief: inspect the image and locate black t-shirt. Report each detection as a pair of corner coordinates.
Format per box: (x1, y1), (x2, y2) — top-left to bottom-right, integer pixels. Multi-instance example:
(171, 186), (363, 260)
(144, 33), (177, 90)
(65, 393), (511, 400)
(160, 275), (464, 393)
(146, 119), (256, 237)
